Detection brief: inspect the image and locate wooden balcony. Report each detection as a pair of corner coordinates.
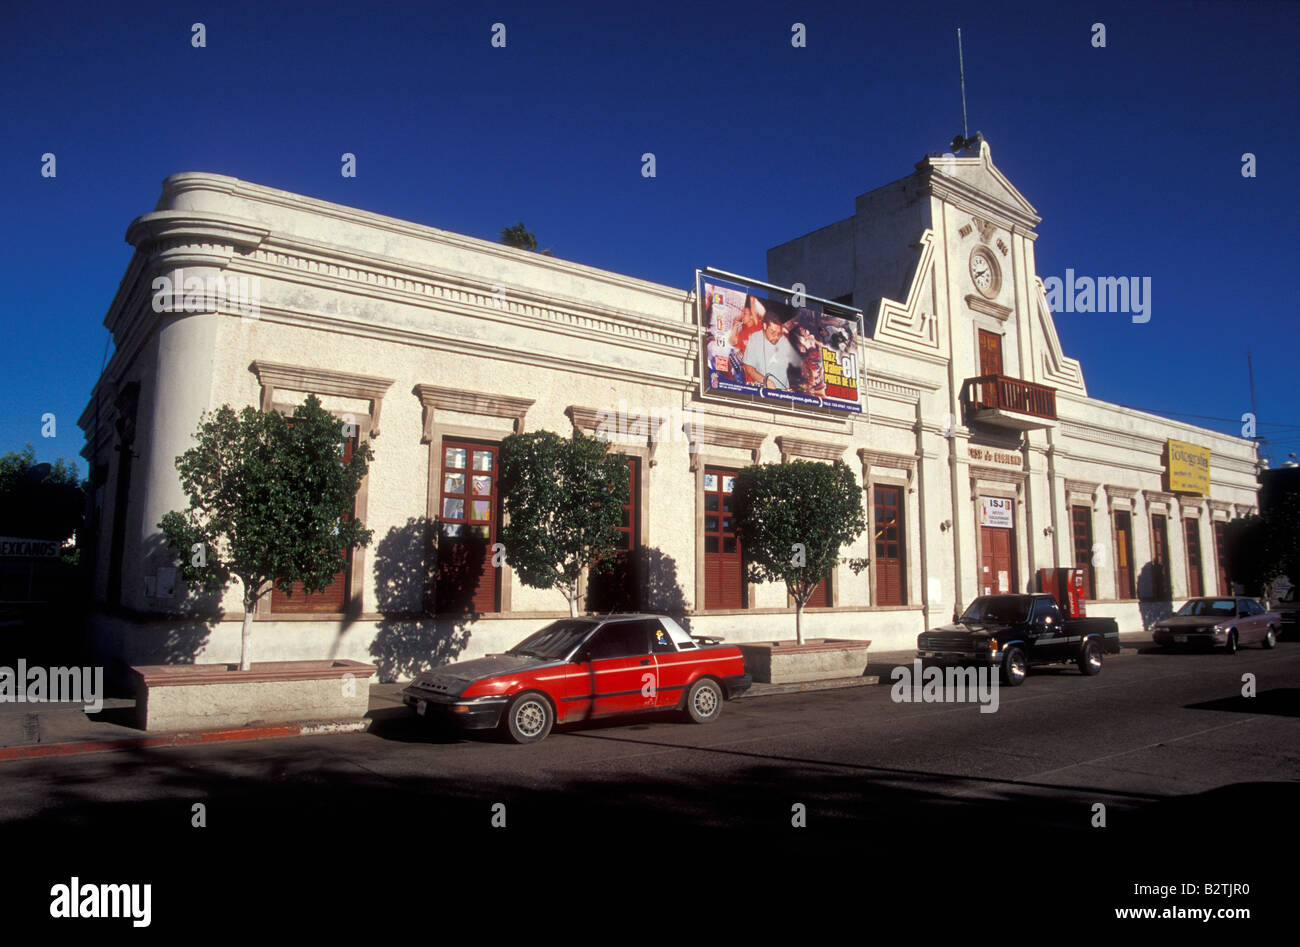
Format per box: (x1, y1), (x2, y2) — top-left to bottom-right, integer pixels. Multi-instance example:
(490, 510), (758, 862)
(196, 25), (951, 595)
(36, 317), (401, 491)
(962, 374), (1058, 431)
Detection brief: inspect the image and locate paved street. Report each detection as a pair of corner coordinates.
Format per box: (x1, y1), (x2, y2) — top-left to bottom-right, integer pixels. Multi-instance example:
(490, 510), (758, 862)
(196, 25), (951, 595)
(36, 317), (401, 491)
(3, 643), (1296, 927)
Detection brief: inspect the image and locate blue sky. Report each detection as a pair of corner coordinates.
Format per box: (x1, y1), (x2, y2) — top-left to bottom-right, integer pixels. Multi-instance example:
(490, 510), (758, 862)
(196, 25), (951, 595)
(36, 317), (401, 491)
(3, 0), (1298, 475)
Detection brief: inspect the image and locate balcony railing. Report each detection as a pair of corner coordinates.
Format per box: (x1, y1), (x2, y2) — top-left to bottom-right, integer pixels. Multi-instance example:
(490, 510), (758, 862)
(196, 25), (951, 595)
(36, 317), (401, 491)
(963, 374), (1057, 423)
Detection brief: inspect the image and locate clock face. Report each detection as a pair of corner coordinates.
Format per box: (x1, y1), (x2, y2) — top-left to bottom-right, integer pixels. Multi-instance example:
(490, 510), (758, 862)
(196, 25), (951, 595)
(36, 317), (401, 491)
(970, 247), (1000, 298)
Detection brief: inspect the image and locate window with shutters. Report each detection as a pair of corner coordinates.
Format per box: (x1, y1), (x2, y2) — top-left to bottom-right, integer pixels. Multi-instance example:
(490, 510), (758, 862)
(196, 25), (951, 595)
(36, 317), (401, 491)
(1213, 520), (1230, 596)
(1070, 505), (1095, 599)
(1185, 518), (1203, 598)
(1113, 509), (1134, 599)
(874, 485), (905, 606)
(703, 467), (744, 609)
(586, 456), (640, 612)
(1150, 513), (1171, 600)
(272, 428), (356, 614)
(436, 440), (500, 614)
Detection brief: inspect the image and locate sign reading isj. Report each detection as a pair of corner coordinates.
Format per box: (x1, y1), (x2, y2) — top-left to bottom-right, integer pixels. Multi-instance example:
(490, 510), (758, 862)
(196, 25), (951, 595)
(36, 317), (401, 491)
(978, 496), (1014, 528)
(1167, 439), (1210, 495)
(699, 274), (862, 413)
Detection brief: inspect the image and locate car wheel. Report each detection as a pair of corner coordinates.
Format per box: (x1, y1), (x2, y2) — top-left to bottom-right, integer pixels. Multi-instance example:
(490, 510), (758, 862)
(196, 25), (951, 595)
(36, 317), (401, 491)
(1224, 630), (1238, 655)
(685, 678), (723, 724)
(1077, 639), (1103, 676)
(1000, 646), (1028, 687)
(1263, 626), (1277, 649)
(504, 691), (553, 744)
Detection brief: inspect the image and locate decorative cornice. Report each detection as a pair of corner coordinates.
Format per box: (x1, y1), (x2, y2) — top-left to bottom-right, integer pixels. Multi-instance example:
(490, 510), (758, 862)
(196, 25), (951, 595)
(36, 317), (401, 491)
(415, 384), (534, 442)
(858, 448), (918, 483)
(1143, 489), (1175, 506)
(1179, 496), (1203, 516)
(1064, 478), (1100, 498)
(970, 468), (1026, 489)
(1104, 485), (1138, 500)
(125, 211), (270, 271)
(684, 423), (765, 471)
(567, 404), (666, 465)
(251, 361), (394, 436)
(777, 436), (848, 463)
(964, 295), (1013, 322)
(1233, 503), (1256, 518)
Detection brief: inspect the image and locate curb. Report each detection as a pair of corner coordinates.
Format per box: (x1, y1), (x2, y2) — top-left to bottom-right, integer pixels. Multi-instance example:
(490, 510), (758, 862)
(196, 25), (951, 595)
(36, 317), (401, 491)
(0, 719), (370, 762)
(738, 675), (881, 698)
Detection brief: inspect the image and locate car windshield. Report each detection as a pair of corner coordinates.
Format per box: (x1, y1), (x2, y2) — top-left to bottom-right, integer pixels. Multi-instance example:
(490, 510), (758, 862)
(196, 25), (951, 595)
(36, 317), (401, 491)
(960, 596), (1031, 625)
(1175, 599), (1236, 617)
(506, 620), (597, 659)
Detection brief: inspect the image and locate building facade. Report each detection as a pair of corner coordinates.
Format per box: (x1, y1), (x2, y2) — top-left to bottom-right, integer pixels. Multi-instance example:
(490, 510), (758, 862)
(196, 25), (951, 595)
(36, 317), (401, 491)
(79, 143), (1259, 680)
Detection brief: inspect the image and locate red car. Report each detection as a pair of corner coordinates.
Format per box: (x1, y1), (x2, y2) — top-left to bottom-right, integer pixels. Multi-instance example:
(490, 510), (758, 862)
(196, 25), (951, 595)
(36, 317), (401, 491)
(402, 614), (752, 743)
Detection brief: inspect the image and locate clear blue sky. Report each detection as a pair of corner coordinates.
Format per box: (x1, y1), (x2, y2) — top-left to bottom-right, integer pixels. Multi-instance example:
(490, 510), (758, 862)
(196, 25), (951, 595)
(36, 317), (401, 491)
(3, 0), (1298, 475)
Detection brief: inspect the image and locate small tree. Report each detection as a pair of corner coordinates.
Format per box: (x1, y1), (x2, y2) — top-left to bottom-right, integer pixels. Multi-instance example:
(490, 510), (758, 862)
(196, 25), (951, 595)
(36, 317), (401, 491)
(733, 459), (868, 644)
(498, 430), (630, 617)
(159, 395), (373, 670)
(499, 221), (553, 256)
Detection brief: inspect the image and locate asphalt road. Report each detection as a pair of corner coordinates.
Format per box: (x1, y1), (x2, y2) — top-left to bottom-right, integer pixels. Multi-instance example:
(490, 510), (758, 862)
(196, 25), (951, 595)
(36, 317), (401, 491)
(4, 642), (1296, 928)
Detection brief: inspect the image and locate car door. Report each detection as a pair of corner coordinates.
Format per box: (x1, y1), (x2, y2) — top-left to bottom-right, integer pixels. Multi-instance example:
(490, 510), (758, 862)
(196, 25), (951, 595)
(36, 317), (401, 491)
(645, 618), (693, 708)
(1029, 597), (1068, 661)
(1237, 598), (1265, 645)
(565, 620), (655, 718)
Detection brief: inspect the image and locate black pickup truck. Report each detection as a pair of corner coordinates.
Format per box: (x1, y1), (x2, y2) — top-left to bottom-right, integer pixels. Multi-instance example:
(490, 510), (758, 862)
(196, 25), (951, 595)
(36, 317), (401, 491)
(916, 593), (1121, 686)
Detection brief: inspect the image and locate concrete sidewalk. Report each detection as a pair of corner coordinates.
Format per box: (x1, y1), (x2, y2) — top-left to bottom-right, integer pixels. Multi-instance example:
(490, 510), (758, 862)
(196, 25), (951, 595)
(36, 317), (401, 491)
(0, 633), (1154, 760)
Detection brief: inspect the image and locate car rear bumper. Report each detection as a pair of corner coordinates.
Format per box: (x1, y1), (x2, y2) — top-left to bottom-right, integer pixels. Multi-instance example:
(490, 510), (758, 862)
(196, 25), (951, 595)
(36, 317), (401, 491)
(402, 690), (510, 730)
(722, 673), (753, 698)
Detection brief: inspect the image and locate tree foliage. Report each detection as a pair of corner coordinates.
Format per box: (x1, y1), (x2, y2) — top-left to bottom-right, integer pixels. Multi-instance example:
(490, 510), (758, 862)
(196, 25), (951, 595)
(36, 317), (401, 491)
(1224, 492), (1300, 596)
(732, 459), (868, 643)
(498, 430), (629, 616)
(159, 395), (373, 667)
(499, 221), (553, 256)
(0, 443), (85, 542)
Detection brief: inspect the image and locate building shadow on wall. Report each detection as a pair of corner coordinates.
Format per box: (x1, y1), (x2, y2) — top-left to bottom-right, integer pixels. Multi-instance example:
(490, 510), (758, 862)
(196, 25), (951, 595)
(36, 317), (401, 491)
(1136, 561), (1173, 630)
(369, 517), (477, 682)
(587, 546), (690, 631)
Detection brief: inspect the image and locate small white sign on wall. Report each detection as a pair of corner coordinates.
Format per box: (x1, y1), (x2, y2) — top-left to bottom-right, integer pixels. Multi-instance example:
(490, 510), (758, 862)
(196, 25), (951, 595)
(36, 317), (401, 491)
(979, 496), (1013, 528)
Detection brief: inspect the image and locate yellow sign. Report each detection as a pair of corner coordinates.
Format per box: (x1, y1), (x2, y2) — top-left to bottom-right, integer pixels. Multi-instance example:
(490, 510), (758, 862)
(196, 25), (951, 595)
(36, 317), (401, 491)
(1167, 439), (1210, 495)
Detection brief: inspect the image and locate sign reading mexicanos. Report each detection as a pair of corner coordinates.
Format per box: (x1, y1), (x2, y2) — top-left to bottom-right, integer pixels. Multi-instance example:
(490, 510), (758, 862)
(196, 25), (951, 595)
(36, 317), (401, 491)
(1167, 439), (1210, 495)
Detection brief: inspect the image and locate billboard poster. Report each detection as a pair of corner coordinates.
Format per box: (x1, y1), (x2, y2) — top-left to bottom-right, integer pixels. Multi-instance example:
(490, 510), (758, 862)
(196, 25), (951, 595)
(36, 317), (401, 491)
(701, 278), (861, 413)
(1167, 439), (1210, 495)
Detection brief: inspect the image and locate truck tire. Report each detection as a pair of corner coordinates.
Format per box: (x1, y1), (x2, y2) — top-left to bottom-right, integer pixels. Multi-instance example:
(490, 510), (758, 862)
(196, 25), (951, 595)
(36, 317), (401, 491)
(1077, 639), (1103, 676)
(1000, 645), (1028, 686)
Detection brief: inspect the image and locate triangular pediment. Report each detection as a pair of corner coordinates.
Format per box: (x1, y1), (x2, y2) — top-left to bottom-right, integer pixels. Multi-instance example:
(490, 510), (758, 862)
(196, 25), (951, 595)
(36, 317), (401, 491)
(919, 140), (1040, 232)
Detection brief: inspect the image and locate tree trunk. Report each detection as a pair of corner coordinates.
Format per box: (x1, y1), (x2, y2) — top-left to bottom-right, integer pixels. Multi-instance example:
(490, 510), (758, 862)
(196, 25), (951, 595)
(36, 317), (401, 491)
(795, 599), (804, 646)
(240, 585), (255, 671)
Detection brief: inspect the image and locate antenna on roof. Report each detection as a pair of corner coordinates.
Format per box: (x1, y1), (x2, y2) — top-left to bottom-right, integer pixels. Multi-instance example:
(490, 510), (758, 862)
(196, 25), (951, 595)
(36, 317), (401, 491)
(957, 28), (969, 144)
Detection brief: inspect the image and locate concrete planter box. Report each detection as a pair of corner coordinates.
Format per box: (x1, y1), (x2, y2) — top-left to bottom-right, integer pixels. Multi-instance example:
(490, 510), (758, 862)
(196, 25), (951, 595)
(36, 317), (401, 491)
(736, 638), (871, 684)
(132, 660), (377, 732)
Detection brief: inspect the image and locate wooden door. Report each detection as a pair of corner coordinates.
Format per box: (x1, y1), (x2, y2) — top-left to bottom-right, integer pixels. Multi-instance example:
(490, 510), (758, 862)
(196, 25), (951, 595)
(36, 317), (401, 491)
(1184, 519), (1203, 597)
(978, 329), (1003, 377)
(587, 457), (640, 612)
(980, 525), (1015, 596)
(272, 431), (355, 614)
(1070, 505), (1094, 599)
(1150, 514), (1170, 600)
(1113, 510), (1134, 599)
(704, 468), (744, 609)
(874, 485), (905, 605)
(1214, 521), (1230, 596)
(436, 441), (500, 614)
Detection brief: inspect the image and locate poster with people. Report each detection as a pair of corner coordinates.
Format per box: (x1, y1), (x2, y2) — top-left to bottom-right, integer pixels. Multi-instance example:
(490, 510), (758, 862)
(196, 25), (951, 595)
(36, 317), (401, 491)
(701, 279), (861, 413)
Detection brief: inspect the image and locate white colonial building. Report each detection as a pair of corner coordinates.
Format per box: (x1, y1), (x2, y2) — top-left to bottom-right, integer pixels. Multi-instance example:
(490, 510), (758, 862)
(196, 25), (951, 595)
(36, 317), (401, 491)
(79, 142), (1258, 681)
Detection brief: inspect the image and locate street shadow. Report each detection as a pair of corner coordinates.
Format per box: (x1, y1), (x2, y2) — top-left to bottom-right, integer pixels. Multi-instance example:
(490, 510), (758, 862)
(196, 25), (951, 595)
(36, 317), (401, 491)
(368, 517), (476, 682)
(1186, 687), (1300, 718)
